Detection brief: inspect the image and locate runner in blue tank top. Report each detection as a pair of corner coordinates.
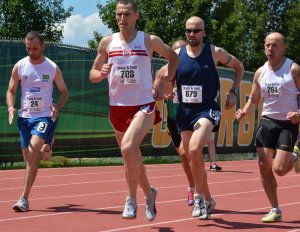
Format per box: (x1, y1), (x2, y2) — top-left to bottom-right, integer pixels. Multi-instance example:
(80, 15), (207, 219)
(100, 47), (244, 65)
(174, 16), (244, 220)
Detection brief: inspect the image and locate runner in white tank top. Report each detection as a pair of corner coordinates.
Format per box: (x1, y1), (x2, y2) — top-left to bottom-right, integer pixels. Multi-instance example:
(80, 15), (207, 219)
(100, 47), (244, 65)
(108, 31), (154, 106)
(90, 0), (178, 222)
(18, 56), (56, 118)
(235, 32), (300, 223)
(259, 58), (299, 120)
(6, 31), (69, 212)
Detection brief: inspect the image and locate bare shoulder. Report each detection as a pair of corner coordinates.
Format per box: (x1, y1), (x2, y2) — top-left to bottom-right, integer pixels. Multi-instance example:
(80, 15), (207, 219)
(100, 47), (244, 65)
(98, 34), (113, 52)
(253, 66), (264, 82)
(146, 33), (164, 48)
(212, 45), (231, 64)
(291, 61), (300, 78)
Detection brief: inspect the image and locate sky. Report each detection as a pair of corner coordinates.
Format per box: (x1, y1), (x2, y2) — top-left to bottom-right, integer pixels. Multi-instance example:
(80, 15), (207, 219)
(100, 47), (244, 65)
(62, 0), (112, 47)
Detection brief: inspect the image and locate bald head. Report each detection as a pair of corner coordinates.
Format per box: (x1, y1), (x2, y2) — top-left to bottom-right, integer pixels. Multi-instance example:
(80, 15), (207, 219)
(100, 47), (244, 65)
(265, 32), (286, 45)
(186, 16), (205, 30)
(172, 39), (187, 50)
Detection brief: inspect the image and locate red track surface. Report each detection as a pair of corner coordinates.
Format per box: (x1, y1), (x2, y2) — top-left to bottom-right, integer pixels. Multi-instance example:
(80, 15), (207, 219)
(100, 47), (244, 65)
(0, 160), (299, 232)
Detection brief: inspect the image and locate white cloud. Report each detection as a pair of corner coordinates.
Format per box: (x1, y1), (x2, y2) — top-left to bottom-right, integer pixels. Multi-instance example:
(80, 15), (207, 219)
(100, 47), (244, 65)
(62, 13), (112, 47)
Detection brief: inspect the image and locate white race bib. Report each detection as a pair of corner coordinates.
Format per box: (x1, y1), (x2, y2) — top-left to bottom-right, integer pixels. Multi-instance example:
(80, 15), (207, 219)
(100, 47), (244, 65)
(115, 65), (140, 84)
(263, 81), (282, 98)
(181, 85), (202, 103)
(26, 96), (44, 112)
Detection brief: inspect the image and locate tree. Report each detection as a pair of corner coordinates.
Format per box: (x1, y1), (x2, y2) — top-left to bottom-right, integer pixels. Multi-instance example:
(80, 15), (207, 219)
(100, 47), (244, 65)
(96, 0), (213, 48)
(88, 31), (104, 49)
(93, 0), (299, 70)
(0, 0), (73, 42)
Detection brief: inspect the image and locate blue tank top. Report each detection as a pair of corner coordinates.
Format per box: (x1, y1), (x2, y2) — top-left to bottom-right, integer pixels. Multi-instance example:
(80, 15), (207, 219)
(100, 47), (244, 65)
(176, 43), (220, 110)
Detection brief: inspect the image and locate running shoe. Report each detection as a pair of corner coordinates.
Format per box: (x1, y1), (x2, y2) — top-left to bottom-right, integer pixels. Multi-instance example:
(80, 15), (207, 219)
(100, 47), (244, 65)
(122, 196), (137, 219)
(13, 197), (29, 212)
(199, 197), (216, 220)
(192, 193), (204, 217)
(145, 187), (157, 221)
(187, 189), (194, 206)
(261, 208), (282, 223)
(293, 146), (300, 173)
(210, 162), (222, 171)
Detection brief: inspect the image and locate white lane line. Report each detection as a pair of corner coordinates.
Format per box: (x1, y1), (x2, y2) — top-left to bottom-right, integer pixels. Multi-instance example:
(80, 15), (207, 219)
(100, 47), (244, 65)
(1, 185), (300, 223)
(99, 201), (300, 232)
(0, 162), (259, 181)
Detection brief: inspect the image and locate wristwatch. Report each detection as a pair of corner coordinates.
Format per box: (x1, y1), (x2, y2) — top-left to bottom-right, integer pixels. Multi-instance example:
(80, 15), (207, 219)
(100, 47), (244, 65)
(229, 88), (238, 96)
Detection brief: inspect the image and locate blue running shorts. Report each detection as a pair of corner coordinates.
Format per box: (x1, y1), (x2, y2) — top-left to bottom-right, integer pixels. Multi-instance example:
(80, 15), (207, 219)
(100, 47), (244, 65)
(17, 117), (58, 148)
(177, 107), (221, 133)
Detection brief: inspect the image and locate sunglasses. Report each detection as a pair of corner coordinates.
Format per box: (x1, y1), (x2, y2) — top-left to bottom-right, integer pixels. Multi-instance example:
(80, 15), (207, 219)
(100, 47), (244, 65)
(185, 29), (204, 33)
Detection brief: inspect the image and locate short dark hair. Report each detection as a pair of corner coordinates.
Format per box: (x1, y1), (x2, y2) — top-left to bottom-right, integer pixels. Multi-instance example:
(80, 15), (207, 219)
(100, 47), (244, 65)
(25, 31), (44, 44)
(116, 0), (138, 12)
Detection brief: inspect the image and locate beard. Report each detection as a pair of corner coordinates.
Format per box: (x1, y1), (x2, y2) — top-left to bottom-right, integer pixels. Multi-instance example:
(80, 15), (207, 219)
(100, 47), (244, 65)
(188, 39), (201, 47)
(29, 53), (42, 61)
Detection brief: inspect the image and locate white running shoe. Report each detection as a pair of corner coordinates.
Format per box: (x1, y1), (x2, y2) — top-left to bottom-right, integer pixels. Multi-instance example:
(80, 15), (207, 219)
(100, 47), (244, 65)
(145, 187), (157, 221)
(122, 196), (137, 219)
(199, 197), (216, 220)
(192, 193), (204, 217)
(13, 197), (29, 212)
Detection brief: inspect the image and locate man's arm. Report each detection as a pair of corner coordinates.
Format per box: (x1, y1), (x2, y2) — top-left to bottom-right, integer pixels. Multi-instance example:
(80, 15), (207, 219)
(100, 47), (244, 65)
(89, 36), (113, 83)
(213, 46), (244, 109)
(147, 35), (178, 100)
(52, 67), (69, 121)
(148, 35), (179, 82)
(235, 68), (262, 121)
(286, 62), (300, 123)
(6, 64), (19, 125)
(153, 64), (174, 101)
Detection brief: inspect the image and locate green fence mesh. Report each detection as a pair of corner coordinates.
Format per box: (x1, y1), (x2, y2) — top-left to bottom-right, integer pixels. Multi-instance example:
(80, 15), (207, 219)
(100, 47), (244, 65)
(0, 40), (256, 163)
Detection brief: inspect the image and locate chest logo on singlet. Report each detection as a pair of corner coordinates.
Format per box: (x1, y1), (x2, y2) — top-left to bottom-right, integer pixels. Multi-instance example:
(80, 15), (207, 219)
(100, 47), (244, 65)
(123, 49), (131, 58)
(42, 75), (50, 82)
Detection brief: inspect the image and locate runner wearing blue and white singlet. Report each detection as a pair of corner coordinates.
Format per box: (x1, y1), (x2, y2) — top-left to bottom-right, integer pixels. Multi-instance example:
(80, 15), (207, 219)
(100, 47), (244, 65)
(6, 31), (69, 212)
(176, 16), (243, 220)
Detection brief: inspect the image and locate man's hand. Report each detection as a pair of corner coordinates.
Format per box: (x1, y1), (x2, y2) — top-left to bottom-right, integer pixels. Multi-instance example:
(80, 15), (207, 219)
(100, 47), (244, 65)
(50, 105), (58, 122)
(287, 111), (300, 124)
(235, 109), (246, 121)
(8, 107), (16, 125)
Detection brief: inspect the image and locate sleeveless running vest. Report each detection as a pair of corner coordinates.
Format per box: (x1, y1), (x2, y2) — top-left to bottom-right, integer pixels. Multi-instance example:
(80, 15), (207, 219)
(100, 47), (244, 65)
(259, 58), (299, 120)
(176, 43), (220, 110)
(107, 31), (154, 106)
(18, 57), (56, 118)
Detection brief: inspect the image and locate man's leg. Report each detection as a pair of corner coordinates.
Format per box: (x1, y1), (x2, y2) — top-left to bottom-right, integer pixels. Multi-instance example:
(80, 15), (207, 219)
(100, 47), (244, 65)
(257, 147), (278, 208)
(14, 135), (44, 212)
(178, 143), (195, 189)
(208, 133), (222, 171)
(258, 147), (285, 222)
(121, 110), (155, 199)
(177, 143), (195, 206)
(120, 110), (157, 220)
(181, 118), (215, 219)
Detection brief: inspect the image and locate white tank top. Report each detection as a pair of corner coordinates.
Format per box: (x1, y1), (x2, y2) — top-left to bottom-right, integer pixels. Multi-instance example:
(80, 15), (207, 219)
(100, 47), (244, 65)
(18, 57), (56, 118)
(259, 58), (299, 120)
(107, 31), (154, 106)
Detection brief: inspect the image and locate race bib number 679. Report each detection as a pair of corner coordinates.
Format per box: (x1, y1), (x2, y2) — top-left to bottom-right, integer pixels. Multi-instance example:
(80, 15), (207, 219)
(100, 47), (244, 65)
(182, 85), (202, 103)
